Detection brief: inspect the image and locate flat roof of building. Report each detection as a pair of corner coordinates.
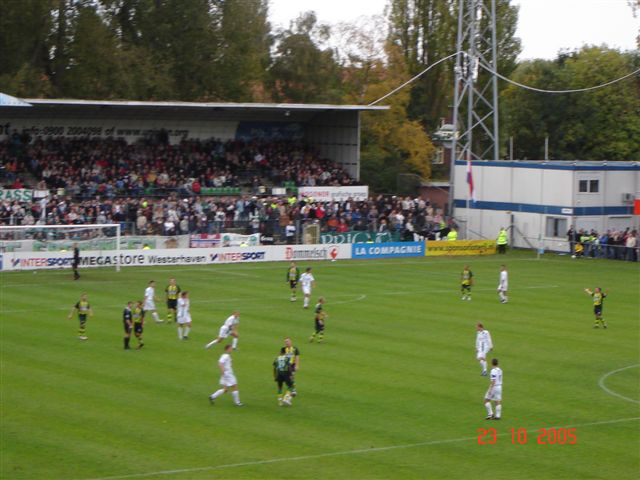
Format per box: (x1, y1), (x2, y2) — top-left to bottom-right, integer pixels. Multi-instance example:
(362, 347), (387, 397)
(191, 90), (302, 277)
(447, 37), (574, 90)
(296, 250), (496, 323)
(455, 160), (639, 170)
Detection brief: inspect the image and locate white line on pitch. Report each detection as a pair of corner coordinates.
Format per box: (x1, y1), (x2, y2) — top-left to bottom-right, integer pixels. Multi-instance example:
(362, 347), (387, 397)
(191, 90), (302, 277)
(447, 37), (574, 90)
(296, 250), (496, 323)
(598, 364), (640, 404)
(82, 416), (640, 480)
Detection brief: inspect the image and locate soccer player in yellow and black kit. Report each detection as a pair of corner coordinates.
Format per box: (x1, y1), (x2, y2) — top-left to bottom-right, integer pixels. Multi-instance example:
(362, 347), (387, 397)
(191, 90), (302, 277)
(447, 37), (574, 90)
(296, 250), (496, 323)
(132, 300), (145, 348)
(273, 348), (294, 406)
(309, 297), (326, 343)
(461, 265), (474, 301)
(286, 262), (300, 302)
(283, 337), (300, 396)
(584, 287), (608, 328)
(68, 293), (92, 340)
(165, 278), (181, 322)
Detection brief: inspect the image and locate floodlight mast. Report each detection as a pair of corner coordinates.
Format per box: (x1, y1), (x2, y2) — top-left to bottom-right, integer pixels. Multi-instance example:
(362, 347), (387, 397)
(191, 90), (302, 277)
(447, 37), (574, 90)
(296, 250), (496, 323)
(449, 0), (500, 216)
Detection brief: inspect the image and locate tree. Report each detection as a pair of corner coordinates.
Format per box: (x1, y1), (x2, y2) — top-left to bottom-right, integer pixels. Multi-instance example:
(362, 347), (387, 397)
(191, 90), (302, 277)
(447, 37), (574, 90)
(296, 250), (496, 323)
(501, 47), (640, 161)
(0, 0), (55, 97)
(269, 12), (342, 103)
(359, 44), (435, 192)
(216, 0), (272, 101)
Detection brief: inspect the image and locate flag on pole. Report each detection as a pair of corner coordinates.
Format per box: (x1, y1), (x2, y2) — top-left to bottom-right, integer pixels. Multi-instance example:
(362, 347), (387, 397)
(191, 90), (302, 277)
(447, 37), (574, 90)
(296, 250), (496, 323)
(466, 159), (476, 203)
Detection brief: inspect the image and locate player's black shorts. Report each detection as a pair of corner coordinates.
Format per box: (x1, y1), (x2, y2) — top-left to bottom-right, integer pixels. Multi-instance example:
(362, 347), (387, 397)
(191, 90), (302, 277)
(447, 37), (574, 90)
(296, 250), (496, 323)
(594, 306), (603, 316)
(167, 299), (177, 310)
(134, 323), (143, 334)
(276, 373), (293, 390)
(315, 320), (325, 333)
(72, 260), (79, 269)
(123, 323), (132, 334)
(289, 280), (297, 289)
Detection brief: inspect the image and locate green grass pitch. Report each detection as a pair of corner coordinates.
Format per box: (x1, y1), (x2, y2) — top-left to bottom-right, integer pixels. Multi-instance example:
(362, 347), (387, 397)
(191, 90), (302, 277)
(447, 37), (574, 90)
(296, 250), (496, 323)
(1, 252), (639, 479)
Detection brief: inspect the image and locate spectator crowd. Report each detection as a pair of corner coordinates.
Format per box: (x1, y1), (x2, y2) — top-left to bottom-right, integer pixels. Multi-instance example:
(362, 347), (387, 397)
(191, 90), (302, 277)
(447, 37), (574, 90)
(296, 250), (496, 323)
(1, 135), (356, 198)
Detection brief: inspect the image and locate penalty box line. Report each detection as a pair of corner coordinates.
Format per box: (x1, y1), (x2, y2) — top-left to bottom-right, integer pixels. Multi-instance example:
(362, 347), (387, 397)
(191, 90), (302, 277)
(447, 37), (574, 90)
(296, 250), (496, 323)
(83, 416), (640, 480)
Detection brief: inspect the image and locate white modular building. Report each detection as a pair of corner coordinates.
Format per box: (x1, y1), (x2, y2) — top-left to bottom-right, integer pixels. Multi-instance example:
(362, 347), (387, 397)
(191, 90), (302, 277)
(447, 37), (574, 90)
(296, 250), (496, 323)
(453, 160), (640, 251)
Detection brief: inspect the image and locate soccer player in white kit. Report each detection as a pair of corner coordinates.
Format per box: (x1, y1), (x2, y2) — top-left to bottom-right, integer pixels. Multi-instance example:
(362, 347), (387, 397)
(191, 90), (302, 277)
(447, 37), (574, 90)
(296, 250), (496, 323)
(144, 280), (162, 323)
(205, 311), (240, 350)
(299, 267), (315, 309)
(476, 323), (493, 376)
(484, 358), (503, 420)
(497, 265), (509, 303)
(209, 344), (243, 406)
(176, 291), (191, 340)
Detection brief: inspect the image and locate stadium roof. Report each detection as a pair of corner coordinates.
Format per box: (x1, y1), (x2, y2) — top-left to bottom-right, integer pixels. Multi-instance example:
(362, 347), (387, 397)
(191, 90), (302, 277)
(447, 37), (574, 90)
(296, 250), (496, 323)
(3, 98), (387, 122)
(22, 99), (388, 111)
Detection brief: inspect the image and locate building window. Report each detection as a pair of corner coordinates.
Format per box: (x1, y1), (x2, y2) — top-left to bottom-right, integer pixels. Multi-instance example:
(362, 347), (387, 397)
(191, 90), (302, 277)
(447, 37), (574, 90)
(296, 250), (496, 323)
(578, 179), (599, 193)
(546, 217), (567, 238)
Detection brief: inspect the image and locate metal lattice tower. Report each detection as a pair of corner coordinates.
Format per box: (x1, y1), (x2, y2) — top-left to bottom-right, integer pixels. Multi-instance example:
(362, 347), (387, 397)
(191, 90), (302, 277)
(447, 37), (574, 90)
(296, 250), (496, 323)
(450, 0), (500, 167)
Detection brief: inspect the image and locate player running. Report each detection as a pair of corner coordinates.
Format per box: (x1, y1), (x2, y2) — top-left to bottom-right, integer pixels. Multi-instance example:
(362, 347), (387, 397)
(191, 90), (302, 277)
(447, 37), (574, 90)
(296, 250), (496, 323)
(484, 358), (503, 420)
(205, 311), (240, 350)
(274, 348), (295, 406)
(584, 287), (608, 328)
(497, 265), (508, 304)
(461, 265), (474, 300)
(299, 267), (315, 309)
(165, 278), (181, 322)
(177, 291), (192, 340)
(286, 262), (300, 302)
(144, 280), (162, 323)
(68, 293), (92, 340)
(476, 323), (493, 376)
(209, 344), (243, 406)
(309, 297), (326, 343)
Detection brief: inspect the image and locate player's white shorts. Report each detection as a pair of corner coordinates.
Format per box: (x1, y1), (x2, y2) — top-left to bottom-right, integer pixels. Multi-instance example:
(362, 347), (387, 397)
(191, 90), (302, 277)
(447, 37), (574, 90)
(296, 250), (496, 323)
(144, 300), (156, 311)
(218, 325), (231, 338)
(302, 286), (311, 295)
(220, 373), (237, 387)
(497, 283), (508, 292)
(177, 314), (191, 325)
(476, 349), (489, 360)
(485, 385), (502, 401)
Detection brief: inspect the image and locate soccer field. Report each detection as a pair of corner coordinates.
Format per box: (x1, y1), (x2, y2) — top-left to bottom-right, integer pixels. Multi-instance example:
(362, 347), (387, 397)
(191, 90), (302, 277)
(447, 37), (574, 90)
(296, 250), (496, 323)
(1, 252), (639, 480)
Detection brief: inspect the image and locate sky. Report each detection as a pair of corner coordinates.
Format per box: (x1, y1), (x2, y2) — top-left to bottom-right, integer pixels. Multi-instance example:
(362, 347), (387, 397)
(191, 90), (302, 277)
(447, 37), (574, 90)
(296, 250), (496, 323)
(269, 0), (639, 60)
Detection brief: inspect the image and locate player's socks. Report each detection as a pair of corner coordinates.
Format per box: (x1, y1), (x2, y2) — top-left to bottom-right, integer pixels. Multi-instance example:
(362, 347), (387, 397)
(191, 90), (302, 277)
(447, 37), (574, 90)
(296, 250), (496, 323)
(495, 405), (502, 418)
(232, 337), (238, 349)
(318, 332), (324, 343)
(183, 326), (190, 338)
(124, 337), (129, 349)
(177, 326), (183, 339)
(231, 391), (241, 405)
(205, 339), (219, 349)
(485, 402), (493, 417)
(167, 312), (172, 322)
(309, 333), (315, 342)
(152, 312), (161, 323)
(278, 395), (283, 406)
(211, 389), (225, 400)
(480, 360), (487, 372)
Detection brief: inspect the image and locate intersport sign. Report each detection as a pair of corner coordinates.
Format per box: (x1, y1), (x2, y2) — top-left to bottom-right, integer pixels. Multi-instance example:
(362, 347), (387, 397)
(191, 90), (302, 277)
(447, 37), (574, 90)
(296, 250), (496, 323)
(1, 244), (352, 271)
